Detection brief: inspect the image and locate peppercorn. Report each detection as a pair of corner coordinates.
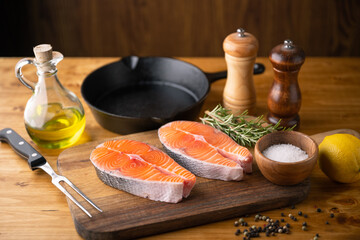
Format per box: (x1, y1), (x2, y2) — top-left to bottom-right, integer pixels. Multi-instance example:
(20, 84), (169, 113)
(288, 213), (293, 218)
(234, 221), (239, 227)
(281, 218), (284, 222)
(278, 228), (283, 233)
(326, 221), (329, 225)
(244, 222), (248, 226)
(281, 212), (285, 217)
(304, 214), (308, 218)
(239, 218), (245, 223)
(314, 237), (318, 240)
(235, 229), (241, 235)
(330, 213), (335, 218)
(302, 226), (307, 231)
(316, 233), (320, 237)
(302, 222), (307, 226)
(286, 223), (290, 228)
(317, 208), (322, 212)
(298, 211), (302, 216)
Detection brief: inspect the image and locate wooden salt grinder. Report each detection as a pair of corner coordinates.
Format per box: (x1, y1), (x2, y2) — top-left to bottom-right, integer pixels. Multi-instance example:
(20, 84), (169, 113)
(223, 28), (259, 115)
(267, 40), (305, 129)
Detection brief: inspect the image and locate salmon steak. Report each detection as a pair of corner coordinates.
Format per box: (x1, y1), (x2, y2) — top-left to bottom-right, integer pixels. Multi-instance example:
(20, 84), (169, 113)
(90, 139), (196, 203)
(158, 121), (253, 181)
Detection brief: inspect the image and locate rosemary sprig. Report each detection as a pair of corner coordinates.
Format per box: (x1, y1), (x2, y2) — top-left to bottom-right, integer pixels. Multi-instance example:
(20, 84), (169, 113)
(200, 104), (295, 147)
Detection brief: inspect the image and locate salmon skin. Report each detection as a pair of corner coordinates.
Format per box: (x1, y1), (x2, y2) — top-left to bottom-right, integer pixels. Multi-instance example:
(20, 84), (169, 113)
(158, 121), (253, 181)
(90, 139), (196, 203)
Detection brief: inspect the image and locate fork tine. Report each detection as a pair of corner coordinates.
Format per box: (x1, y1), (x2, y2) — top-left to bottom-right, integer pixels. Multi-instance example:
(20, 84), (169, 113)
(39, 162), (101, 218)
(53, 181), (93, 218)
(61, 177), (103, 212)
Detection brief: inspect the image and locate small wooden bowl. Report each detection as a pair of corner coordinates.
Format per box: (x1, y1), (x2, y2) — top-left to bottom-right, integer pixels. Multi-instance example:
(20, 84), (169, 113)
(254, 131), (318, 185)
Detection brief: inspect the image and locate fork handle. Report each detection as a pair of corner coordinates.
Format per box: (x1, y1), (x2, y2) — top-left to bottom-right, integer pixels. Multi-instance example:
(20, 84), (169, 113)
(0, 128), (47, 170)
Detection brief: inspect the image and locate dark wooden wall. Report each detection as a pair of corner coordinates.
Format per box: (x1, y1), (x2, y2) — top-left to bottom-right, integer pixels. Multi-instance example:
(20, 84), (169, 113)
(2, 0), (360, 57)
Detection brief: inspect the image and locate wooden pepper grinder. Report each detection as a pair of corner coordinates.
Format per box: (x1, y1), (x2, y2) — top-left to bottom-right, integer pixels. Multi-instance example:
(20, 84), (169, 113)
(267, 40), (305, 129)
(223, 28), (259, 115)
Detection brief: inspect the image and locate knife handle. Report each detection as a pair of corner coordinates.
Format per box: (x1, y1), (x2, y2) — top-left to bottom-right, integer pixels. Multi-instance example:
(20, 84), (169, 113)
(0, 128), (47, 170)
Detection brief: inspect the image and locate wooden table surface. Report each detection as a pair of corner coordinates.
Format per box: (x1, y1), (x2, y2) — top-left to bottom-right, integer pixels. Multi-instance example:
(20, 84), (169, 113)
(0, 57), (359, 239)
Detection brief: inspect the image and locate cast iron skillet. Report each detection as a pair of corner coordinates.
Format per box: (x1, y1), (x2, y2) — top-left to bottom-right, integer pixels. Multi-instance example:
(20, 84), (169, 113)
(81, 56), (265, 134)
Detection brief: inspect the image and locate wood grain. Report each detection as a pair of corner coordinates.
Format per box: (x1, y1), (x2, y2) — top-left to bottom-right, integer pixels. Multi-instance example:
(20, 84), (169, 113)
(222, 53), (257, 115)
(0, 57), (360, 239)
(222, 30), (259, 116)
(267, 41), (305, 129)
(1, 0), (360, 57)
(57, 129), (313, 239)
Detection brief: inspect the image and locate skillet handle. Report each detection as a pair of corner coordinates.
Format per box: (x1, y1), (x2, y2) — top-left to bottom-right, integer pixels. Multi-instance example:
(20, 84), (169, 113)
(205, 63), (265, 83)
(205, 71), (227, 83)
(253, 63), (265, 75)
(0, 128), (47, 171)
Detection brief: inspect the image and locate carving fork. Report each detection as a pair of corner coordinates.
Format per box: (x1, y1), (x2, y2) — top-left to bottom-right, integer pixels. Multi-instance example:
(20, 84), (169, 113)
(0, 128), (102, 217)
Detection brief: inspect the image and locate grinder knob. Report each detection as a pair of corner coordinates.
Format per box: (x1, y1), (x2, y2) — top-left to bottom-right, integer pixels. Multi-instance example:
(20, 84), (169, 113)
(267, 39), (305, 129)
(223, 28), (259, 115)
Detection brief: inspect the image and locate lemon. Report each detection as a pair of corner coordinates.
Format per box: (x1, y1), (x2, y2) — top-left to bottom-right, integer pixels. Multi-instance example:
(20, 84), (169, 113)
(318, 133), (360, 183)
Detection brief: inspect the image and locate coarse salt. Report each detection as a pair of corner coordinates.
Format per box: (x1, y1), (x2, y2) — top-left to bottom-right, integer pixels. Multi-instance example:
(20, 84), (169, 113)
(262, 144), (308, 162)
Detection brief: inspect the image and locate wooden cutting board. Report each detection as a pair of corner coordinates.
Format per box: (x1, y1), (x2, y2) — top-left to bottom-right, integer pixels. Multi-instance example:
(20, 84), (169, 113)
(57, 129), (359, 240)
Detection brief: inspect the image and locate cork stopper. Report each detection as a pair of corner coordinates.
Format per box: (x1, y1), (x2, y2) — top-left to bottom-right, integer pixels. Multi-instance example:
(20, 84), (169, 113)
(33, 44), (53, 63)
(223, 28), (259, 58)
(33, 44), (63, 72)
(269, 39), (305, 71)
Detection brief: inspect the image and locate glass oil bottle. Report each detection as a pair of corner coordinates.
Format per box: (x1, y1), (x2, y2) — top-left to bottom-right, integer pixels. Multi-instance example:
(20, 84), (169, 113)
(15, 44), (85, 149)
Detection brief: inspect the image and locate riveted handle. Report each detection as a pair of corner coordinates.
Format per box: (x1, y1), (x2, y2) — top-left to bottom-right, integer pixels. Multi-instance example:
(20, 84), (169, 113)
(0, 128), (46, 170)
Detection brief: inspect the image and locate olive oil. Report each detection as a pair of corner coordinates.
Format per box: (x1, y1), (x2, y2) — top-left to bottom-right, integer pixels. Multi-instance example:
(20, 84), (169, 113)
(16, 44), (87, 149)
(25, 103), (85, 149)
